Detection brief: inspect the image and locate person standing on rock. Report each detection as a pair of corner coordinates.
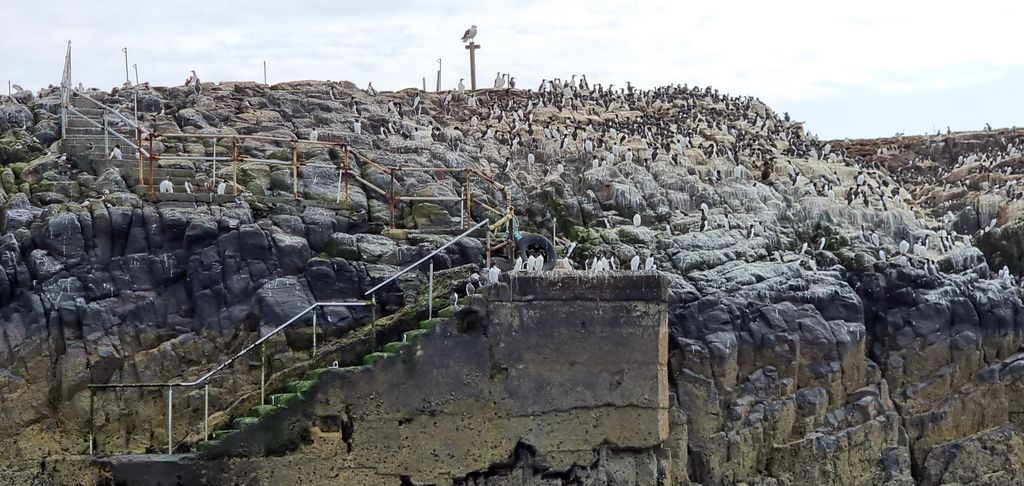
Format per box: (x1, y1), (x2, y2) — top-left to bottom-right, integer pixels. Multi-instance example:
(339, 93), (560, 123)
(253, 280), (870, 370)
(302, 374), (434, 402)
(108, 144), (123, 160)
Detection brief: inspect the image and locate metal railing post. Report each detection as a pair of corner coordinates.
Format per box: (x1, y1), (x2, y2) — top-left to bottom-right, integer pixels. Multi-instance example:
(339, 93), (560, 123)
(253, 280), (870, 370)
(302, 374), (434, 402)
(148, 135), (155, 195)
(103, 117), (109, 157)
(212, 138), (217, 191)
(389, 168), (396, 227)
(428, 261), (434, 319)
(312, 310), (318, 358)
(466, 174), (473, 223)
(166, 386), (173, 454)
(291, 141), (299, 198)
(260, 343), (267, 405)
(232, 140), (239, 196)
(137, 128), (143, 186)
(88, 388), (95, 455)
(343, 145), (350, 207)
(203, 384), (209, 442)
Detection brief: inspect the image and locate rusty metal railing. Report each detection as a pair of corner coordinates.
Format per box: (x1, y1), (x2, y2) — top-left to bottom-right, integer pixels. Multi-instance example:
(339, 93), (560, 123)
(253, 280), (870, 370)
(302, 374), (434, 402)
(143, 131), (509, 228)
(87, 300), (372, 455)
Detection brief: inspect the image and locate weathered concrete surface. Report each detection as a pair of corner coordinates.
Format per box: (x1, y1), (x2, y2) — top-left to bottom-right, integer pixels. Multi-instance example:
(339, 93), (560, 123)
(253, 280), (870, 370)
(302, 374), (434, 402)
(48, 273), (670, 485)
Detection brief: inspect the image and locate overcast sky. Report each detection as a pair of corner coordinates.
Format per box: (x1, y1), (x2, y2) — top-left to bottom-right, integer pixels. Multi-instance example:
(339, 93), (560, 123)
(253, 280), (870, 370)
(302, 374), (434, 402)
(3, 0), (1021, 139)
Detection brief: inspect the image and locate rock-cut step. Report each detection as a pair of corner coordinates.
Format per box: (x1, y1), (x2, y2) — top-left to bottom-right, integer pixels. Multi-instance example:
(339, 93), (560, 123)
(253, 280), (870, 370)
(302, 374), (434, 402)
(362, 352), (394, 366)
(231, 416), (260, 429)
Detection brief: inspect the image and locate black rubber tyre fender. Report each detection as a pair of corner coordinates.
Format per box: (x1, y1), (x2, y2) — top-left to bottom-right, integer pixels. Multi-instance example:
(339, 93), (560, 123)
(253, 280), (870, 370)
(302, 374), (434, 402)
(514, 232), (557, 271)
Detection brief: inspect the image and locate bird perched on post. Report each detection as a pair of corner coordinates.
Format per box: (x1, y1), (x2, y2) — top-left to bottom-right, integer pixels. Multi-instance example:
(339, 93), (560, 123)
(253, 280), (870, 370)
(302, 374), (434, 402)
(461, 25), (478, 43)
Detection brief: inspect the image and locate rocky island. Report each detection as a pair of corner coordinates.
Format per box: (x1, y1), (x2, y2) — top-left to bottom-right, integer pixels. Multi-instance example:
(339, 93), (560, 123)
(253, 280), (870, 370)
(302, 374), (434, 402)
(1, 72), (1023, 485)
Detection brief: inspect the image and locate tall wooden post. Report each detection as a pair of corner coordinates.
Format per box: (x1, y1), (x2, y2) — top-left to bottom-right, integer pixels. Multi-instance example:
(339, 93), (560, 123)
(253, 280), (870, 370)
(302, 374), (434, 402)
(465, 42), (481, 91)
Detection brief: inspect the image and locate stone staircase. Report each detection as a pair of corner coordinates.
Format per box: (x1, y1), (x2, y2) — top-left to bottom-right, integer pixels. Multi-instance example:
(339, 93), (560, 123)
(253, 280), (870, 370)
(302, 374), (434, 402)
(197, 305), (457, 455)
(63, 92), (232, 201)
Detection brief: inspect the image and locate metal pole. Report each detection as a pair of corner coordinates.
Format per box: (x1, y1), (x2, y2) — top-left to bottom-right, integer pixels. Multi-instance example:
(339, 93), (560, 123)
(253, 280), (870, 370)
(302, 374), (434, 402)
(122, 47), (130, 87)
(466, 174), (472, 223)
(166, 386), (173, 454)
(486, 228), (491, 268)
(422, 77), (426, 91)
(428, 261), (434, 319)
(343, 146), (350, 207)
(263, 61), (267, 85)
(148, 135), (155, 194)
(232, 140), (239, 196)
(88, 389), (95, 455)
(203, 384), (209, 441)
(133, 64), (139, 86)
(292, 141), (299, 198)
(103, 118), (109, 157)
(212, 138), (217, 190)
(389, 168), (396, 227)
(436, 59), (442, 93)
(552, 217), (557, 245)
(260, 343), (266, 405)
(312, 311), (317, 358)
(137, 128), (143, 186)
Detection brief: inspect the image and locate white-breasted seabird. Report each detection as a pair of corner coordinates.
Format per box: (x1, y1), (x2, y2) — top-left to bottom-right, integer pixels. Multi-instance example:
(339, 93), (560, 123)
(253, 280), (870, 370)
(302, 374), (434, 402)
(630, 255), (641, 271)
(309, 128), (319, 142)
(449, 292), (458, 309)
(487, 265), (500, 284)
(644, 256), (655, 271)
(461, 25), (478, 43)
(633, 213), (641, 226)
(899, 240), (910, 254)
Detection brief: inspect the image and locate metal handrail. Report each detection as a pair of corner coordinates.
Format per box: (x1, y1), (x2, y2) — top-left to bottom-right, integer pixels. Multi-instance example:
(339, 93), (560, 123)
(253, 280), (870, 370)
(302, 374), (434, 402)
(72, 89), (140, 131)
(66, 106), (148, 157)
(365, 218), (489, 296)
(68, 89), (151, 158)
(59, 41), (72, 138)
(86, 300), (370, 455)
(89, 301), (368, 391)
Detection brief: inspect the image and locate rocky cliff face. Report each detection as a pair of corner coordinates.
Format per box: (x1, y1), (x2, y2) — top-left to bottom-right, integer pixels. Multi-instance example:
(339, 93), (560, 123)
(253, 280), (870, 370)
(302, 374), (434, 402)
(2, 79), (1024, 485)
